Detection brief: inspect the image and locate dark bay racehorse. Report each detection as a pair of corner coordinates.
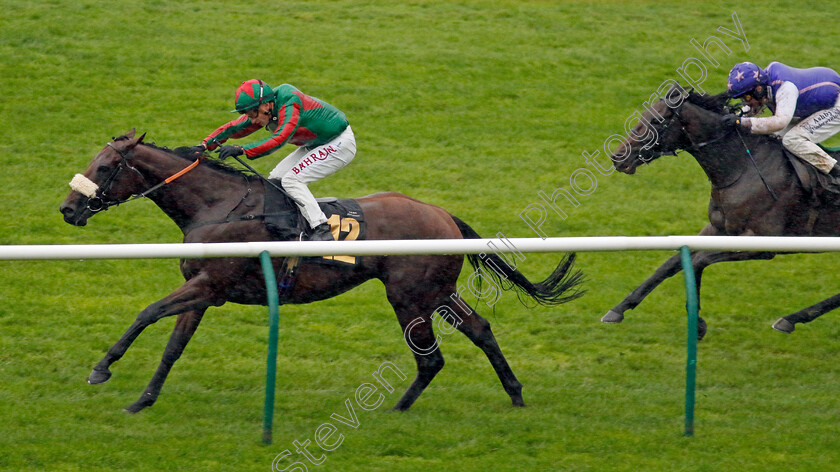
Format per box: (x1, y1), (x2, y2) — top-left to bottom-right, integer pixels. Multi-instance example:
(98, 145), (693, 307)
(59, 130), (583, 413)
(601, 87), (840, 338)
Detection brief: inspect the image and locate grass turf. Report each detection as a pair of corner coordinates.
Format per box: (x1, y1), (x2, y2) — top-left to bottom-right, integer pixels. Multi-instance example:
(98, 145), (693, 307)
(2, 1), (840, 471)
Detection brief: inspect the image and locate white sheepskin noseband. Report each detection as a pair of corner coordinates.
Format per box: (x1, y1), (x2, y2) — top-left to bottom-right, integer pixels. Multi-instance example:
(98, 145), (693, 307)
(69, 174), (99, 198)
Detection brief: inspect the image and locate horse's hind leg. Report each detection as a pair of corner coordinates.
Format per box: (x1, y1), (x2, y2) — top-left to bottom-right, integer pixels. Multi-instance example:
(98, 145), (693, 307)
(773, 292), (840, 333)
(125, 309), (206, 413)
(392, 306), (445, 411)
(445, 295), (524, 407)
(383, 274), (447, 411)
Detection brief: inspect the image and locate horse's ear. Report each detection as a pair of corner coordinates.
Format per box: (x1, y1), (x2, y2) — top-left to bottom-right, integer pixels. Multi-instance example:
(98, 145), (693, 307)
(125, 128), (136, 139)
(662, 80), (688, 106)
(125, 132), (146, 150)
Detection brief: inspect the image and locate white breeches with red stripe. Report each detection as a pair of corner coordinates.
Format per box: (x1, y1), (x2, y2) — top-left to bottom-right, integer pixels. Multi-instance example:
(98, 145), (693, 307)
(267, 126), (356, 228)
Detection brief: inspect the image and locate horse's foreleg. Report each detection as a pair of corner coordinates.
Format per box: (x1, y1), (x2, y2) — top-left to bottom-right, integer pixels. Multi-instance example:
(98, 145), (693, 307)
(602, 247), (775, 337)
(445, 296), (524, 407)
(602, 252), (684, 323)
(603, 224), (725, 324)
(125, 309), (206, 413)
(88, 307), (160, 385)
(88, 275), (215, 387)
(773, 292), (840, 334)
(690, 251), (776, 339)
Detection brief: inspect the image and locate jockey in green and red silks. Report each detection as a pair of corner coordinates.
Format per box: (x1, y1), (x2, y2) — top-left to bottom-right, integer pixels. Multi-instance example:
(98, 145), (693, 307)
(202, 81), (349, 158)
(193, 79), (356, 241)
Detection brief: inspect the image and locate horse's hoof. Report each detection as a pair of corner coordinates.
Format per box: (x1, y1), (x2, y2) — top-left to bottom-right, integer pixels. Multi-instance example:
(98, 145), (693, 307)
(772, 318), (795, 334)
(87, 368), (112, 385)
(124, 393), (155, 414)
(601, 310), (624, 324)
(511, 397), (526, 407)
(697, 317), (707, 341)
(124, 403), (146, 414)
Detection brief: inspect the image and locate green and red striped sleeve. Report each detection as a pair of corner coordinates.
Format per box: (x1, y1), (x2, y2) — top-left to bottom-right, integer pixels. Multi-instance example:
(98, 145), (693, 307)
(202, 115), (262, 150)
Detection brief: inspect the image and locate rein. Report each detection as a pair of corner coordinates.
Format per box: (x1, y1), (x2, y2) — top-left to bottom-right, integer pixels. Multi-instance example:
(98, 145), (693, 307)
(79, 142), (291, 232)
(76, 140), (295, 233)
(675, 114), (733, 151)
(229, 154), (294, 200)
(84, 143), (201, 212)
(734, 128), (779, 200)
(670, 106), (779, 200)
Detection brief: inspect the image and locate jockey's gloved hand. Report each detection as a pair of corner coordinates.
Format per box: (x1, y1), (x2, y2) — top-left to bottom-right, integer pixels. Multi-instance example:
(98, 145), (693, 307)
(187, 144), (207, 154)
(217, 145), (244, 160)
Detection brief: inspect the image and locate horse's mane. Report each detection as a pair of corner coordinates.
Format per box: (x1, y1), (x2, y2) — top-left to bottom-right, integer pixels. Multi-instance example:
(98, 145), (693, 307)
(115, 135), (250, 177)
(682, 91), (787, 151)
(685, 90), (731, 115)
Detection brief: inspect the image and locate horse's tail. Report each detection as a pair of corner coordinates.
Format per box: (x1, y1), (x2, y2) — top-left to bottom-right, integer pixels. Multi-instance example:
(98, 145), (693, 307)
(451, 216), (585, 306)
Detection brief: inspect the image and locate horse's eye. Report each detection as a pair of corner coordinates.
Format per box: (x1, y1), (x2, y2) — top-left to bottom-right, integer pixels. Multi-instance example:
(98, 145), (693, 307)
(97, 165), (111, 174)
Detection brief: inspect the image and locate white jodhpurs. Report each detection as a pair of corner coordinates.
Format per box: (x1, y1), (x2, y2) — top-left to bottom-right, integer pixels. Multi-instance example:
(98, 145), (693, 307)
(782, 96), (840, 174)
(267, 126), (356, 228)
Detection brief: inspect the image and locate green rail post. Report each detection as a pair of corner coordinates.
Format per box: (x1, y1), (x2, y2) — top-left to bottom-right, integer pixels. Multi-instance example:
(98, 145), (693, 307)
(679, 245), (698, 437)
(259, 250), (280, 445)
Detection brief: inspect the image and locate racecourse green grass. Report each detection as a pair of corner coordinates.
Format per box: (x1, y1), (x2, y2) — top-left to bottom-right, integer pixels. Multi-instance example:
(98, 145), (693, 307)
(3, 1), (840, 471)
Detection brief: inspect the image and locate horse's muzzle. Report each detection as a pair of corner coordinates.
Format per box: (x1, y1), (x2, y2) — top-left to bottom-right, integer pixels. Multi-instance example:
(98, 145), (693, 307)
(611, 154), (638, 175)
(59, 202), (89, 226)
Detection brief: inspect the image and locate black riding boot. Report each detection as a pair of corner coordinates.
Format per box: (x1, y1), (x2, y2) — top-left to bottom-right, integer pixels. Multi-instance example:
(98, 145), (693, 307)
(820, 165), (840, 196)
(308, 223), (334, 241)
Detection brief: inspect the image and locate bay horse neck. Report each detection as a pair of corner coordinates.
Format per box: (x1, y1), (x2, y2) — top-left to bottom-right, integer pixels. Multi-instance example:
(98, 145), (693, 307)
(131, 144), (251, 232)
(677, 101), (749, 189)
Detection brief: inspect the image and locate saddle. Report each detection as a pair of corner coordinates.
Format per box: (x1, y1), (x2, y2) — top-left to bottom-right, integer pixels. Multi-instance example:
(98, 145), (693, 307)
(262, 179), (366, 265)
(782, 146), (840, 208)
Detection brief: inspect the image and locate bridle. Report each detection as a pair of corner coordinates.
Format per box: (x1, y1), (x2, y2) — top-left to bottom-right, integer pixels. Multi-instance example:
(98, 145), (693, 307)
(638, 101), (734, 160)
(641, 101), (778, 199)
(83, 141), (201, 212)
